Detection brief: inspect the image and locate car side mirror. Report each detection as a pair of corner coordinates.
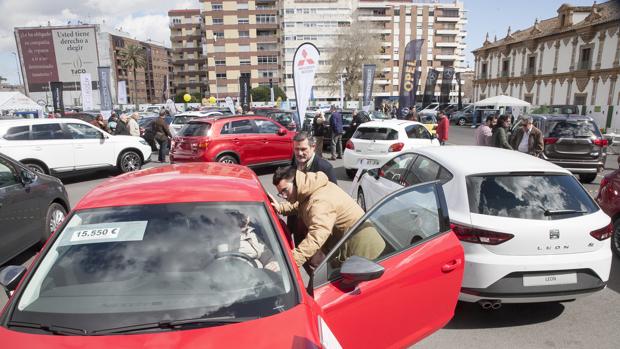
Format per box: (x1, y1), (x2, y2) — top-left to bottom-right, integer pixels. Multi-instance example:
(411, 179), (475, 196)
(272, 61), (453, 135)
(340, 256), (384, 287)
(0, 265), (27, 298)
(20, 170), (36, 184)
(367, 168), (380, 180)
(277, 128), (287, 136)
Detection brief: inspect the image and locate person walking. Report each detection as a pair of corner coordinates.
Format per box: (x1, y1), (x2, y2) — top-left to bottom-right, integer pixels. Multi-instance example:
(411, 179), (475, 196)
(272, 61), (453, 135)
(329, 106), (344, 160)
(474, 115), (497, 146)
(492, 115), (513, 149)
(114, 114), (131, 136)
(91, 114), (110, 133)
(510, 116), (544, 157)
(312, 111), (327, 157)
(128, 112), (140, 137)
(435, 111), (450, 145)
(153, 110), (172, 162)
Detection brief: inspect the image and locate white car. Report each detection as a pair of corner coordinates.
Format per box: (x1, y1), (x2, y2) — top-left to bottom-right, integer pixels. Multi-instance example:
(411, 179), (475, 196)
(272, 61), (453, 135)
(350, 146), (612, 306)
(169, 111), (223, 136)
(343, 119), (439, 178)
(0, 118), (153, 175)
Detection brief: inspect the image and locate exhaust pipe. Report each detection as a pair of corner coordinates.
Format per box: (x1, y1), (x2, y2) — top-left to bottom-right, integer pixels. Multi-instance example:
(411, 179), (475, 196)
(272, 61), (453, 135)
(478, 299), (502, 310)
(491, 300), (502, 310)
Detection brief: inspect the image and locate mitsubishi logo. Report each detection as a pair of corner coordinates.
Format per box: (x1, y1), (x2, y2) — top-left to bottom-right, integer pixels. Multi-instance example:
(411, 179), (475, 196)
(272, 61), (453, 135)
(297, 49), (315, 66)
(549, 229), (560, 240)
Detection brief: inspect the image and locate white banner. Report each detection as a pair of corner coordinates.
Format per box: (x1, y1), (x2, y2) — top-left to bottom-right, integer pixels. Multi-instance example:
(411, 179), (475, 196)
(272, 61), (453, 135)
(52, 27), (99, 83)
(225, 96), (235, 114)
(293, 42), (320, 127)
(118, 80), (128, 105)
(80, 73), (93, 111)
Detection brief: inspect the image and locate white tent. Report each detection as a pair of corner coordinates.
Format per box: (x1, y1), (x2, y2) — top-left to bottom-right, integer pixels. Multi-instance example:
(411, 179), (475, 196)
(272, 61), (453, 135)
(0, 92), (43, 112)
(473, 95), (531, 107)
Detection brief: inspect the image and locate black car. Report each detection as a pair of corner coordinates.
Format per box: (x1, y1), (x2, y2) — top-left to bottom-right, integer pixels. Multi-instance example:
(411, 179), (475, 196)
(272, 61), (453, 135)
(512, 114), (607, 183)
(0, 153), (70, 265)
(264, 110), (299, 131)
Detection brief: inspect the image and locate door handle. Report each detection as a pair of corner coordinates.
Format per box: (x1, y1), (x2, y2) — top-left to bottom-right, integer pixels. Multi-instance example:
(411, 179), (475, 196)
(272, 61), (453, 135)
(34, 146), (42, 151)
(441, 259), (462, 273)
(262, 138), (269, 143)
(75, 145), (84, 149)
(232, 138), (240, 143)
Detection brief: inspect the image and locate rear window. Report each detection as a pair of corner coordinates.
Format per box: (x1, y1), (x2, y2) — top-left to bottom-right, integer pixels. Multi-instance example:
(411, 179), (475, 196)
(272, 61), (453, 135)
(546, 120), (601, 138)
(466, 174), (598, 220)
(180, 122), (211, 136)
(353, 127), (399, 140)
(4, 126), (30, 140)
(172, 115), (196, 125)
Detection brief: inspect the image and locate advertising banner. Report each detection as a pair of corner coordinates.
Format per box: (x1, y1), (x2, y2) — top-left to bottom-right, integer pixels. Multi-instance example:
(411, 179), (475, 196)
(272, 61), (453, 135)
(398, 39), (424, 119)
(292, 42), (320, 127)
(456, 72), (463, 110)
(422, 68), (439, 107)
(98, 66), (113, 111)
(440, 67), (455, 104)
(80, 73), (93, 111)
(239, 76), (251, 112)
(362, 64), (376, 112)
(117, 80), (127, 105)
(225, 96), (235, 114)
(49, 81), (64, 114)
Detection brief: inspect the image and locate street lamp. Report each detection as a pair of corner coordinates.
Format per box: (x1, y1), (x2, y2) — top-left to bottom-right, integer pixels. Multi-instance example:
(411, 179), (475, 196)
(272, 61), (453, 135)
(213, 33), (219, 102)
(12, 52), (24, 93)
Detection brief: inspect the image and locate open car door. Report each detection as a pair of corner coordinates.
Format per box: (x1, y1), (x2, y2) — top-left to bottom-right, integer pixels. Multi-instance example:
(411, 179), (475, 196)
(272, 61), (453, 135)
(312, 182), (464, 348)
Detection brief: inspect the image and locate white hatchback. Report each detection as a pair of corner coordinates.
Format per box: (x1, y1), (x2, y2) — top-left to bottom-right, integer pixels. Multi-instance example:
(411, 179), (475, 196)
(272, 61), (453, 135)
(350, 146), (612, 306)
(343, 119), (439, 178)
(0, 118), (153, 175)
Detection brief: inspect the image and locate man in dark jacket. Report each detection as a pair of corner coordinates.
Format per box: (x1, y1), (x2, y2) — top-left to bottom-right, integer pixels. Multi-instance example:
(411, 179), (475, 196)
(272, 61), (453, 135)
(329, 106), (344, 160)
(510, 116), (544, 157)
(153, 110), (172, 162)
(114, 114), (130, 136)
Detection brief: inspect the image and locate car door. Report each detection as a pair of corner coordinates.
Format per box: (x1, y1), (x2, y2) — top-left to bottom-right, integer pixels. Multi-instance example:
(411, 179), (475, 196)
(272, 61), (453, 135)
(364, 153), (417, 208)
(218, 119), (262, 165)
(404, 155), (443, 187)
(63, 122), (116, 169)
(404, 124), (436, 149)
(29, 123), (75, 172)
(312, 183), (464, 348)
(253, 118), (292, 163)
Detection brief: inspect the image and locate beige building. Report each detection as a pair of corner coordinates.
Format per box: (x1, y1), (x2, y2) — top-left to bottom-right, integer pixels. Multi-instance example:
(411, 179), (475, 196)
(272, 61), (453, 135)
(169, 9), (207, 97)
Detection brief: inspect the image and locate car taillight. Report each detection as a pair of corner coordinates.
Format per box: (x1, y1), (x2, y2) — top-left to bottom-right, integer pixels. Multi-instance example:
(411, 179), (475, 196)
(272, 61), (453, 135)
(600, 177), (609, 191)
(590, 223), (613, 240)
(388, 142), (404, 152)
(593, 138), (608, 147)
(345, 140), (354, 150)
(450, 223), (514, 245)
(197, 140), (209, 149)
(544, 137), (558, 145)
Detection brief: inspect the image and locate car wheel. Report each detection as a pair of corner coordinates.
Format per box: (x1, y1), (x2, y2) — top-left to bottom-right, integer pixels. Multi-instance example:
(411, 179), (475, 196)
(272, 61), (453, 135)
(23, 162), (47, 174)
(613, 218), (620, 258)
(346, 169), (357, 179)
(578, 173), (597, 183)
(218, 154), (238, 164)
(357, 189), (367, 211)
(457, 118), (466, 126)
(118, 150), (142, 173)
(43, 203), (66, 243)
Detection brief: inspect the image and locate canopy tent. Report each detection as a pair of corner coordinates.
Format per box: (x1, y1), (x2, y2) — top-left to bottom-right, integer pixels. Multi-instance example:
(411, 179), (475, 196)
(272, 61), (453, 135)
(0, 92), (43, 112)
(473, 95), (531, 107)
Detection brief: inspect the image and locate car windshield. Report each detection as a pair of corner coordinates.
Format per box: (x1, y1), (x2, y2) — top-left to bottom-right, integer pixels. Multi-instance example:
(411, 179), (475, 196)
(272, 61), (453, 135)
(466, 174), (598, 220)
(11, 202), (296, 333)
(546, 120), (601, 139)
(269, 112), (293, 125)
(370, 111), (389, 120)
(353, 127), (399, 140)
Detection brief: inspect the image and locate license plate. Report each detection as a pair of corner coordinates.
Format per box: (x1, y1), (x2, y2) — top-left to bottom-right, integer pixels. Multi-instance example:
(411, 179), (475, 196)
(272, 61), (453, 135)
(358, 158), (380, 167)
(523, 272), (577, 287)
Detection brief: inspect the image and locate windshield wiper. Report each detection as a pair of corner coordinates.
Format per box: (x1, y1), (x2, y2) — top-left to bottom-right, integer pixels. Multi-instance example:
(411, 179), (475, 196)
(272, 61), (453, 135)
(92, 316), (257, 335)
(544, 209), (587, 216)
(7, 321), (88, 335)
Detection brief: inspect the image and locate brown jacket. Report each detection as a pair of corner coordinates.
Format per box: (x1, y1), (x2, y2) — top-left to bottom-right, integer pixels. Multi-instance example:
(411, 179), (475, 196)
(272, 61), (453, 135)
(153, 116), (172, 139)
(275, 171), (365, 267)
(510, 125), (544, 157)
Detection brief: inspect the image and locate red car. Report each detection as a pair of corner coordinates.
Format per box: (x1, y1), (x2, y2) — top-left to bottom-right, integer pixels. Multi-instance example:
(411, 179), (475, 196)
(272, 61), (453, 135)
(596, 162), (620, 257)
(0, 163), (463, 348)
(170, 115), (294, 167)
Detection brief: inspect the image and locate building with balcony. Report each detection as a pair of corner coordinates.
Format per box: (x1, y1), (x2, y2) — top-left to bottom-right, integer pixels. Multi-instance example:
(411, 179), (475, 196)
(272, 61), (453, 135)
(472, 1), (620, 127)
(168, 9), (207, 98)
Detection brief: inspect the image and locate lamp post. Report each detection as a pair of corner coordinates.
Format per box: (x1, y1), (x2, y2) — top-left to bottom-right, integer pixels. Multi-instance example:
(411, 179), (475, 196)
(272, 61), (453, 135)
(213, 34), (219, 102)
(12, 52), (24, 94)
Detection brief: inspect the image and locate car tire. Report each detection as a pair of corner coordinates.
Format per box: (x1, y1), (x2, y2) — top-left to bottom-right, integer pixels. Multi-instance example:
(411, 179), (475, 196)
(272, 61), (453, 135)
(218, 154), (238, 164)
(357, 189), (367, 211)
(346, 169), (356, 179)
(118, 150), (142, 173)
(613, 217), (620, 258)
(43, 203), (66, 243)
(578, 173), (597, 184)
(457, 118), (466, 126)
(22, 161), (48, 174)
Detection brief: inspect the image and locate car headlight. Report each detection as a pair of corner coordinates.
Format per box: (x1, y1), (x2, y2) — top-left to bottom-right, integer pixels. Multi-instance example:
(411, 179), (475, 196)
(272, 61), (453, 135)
(139, 139), (148, 146)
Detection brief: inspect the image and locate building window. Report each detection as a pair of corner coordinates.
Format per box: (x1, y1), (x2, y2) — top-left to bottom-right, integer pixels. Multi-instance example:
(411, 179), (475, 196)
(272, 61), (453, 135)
(216, 72), (227, 79)
(578, 46), (592, 70)
(285, 22), (295, 27)
(238, 44), (250, 52)
(237, 3), (248, 10)
(214, 45), (225, 53)
(256, 14), (276, 24)
(239, 30), (250, 38)
(259, 70), (276, 78)
(240, 58), (251, 65)
(527, 56), (536, 74)
(524, 94), (533, 104)
(240, 72), (251, 79)
(481, 62), (488, 78)
(258, 56), (278, 64)
(215, 59), (226, 66)
(238, 18), (249, 24)
(172, 18), (181, 25)
(285, 9), (294, 14)
(213, 18), (224, 25)
(501, 59), (510, 77)
(440, 9), (459, 17)
(212, 3), (223, 11)
(574, 93), (587, 106)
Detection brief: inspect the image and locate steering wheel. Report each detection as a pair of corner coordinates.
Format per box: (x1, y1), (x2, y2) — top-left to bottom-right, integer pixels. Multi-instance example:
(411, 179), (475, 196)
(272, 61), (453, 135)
(214, 252), (258, 268)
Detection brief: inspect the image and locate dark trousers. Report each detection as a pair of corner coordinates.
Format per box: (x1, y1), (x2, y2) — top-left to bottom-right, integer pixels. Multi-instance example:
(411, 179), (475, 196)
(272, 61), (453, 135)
(157, 138), (168, 162)
(331, 133), (343, 158)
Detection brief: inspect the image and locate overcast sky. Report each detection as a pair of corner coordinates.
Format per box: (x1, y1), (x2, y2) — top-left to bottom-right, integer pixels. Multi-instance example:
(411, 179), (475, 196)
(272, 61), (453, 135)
(0, 0), (599, 85)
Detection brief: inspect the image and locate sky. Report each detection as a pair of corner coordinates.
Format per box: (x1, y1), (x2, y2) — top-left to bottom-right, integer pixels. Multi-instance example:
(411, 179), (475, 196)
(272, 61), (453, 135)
(0, 0), (601, 85)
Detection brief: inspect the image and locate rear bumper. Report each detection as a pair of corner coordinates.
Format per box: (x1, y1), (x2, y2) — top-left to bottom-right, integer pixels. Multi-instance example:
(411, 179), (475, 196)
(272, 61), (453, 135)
(342, 150), (391, 170)
(543, 157), (606, 174)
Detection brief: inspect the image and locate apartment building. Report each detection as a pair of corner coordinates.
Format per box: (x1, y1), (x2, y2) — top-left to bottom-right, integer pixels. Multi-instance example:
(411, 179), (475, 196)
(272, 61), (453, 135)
(169, 9), (207, 97)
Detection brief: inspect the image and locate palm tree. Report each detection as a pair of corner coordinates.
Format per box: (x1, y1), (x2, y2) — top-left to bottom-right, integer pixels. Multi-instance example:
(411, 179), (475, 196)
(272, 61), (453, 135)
(118, 44), (146, 109)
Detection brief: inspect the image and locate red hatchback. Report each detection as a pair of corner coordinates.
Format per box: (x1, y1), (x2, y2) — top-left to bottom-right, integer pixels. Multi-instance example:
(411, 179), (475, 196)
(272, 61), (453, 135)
(170, 115), (294, 167)
(0, 163), (463, 348)
(596, 162), (620, 257)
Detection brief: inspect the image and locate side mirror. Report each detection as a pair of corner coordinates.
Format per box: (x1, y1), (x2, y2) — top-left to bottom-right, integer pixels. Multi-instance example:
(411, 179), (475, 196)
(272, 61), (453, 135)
(367, 168), (380, 180)
(20, 170), (36, 184)
(340, 256), (384, 287)
(0, 265), (27, 298)
(277, 128), (287, 136)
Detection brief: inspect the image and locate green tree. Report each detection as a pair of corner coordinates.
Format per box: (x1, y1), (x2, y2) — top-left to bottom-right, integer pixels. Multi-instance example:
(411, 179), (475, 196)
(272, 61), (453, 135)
(250, 85), (287, 102)
(118, 44), (147, 109)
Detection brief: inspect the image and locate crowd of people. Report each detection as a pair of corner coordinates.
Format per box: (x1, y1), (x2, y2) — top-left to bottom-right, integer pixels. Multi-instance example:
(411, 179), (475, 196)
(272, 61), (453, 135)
(474, 114), (544, 157)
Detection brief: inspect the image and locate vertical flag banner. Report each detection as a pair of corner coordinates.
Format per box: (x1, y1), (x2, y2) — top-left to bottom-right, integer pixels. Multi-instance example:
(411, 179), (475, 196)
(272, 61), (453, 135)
(456, 72), (463, 110)
(239, 76), (251, 112)
(293, 42), (320, 127)
(440, 67), (455, 104)
(117, 80), (128, 105)
(225, 96), (235, 114)
(49, 81), (64, 114)
(80, 73), (93, 111)
(98, 66), (113, 111)
(163, 74), (169, 102)
(422, 68), (439, 107)
(398, 39), (424, 118)
(362, 64), (376, 112)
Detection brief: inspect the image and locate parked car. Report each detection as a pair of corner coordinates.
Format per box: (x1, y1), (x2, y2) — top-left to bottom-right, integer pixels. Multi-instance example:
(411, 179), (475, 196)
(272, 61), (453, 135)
(418, 103), (440, 117)
(0, 119), (152, 175)
(343, 119), (440, 179)
(595, 156), (620, 258)
(170, 115), (294, 167)
(0, 162), (463, 347)
(62, 111), (100, 124)
(170, 111), (223, 137)
(263, 110), (298, 131)
(512, 114), (607, 183)
(350, 146), (612, 306)
(419, 114), (438, 135)
(450, 107), (500, 126)
(0, 153), (69, 265)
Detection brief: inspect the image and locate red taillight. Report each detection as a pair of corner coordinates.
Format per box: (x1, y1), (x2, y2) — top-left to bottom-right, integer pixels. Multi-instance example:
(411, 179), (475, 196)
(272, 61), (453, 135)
(544, 137), (558, 145)
(197, 140), (209, 149)
(590, 223), (613, 240)
(593, 138), (608, 147)
(450, 223), (514, 245)
(600, 177), (609, 191)
(388, 142), (404, 152)
(345, 140), (354, 150)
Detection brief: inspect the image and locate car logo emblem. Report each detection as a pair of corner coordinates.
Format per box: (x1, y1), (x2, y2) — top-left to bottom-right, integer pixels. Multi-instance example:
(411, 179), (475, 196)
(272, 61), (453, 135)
(549, 229), (560, 240)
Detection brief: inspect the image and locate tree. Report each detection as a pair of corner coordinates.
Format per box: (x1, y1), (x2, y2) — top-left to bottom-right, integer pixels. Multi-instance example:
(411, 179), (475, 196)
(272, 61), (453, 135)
(327, 21), (384, 100)
(250, 85), (287, 102)
(118, 44), (147, 109)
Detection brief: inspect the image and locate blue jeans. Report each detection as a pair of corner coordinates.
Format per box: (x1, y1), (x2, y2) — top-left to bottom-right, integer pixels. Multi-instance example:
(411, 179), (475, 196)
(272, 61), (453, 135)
(157, 138), (168, 162)
(331, 133), (343, 158)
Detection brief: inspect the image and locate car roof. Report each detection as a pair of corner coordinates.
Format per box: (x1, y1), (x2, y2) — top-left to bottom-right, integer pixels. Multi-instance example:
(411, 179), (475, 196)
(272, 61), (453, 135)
(74, 163), (267, 210)
(358, 119), (424, 128)
(188, 114), (272, 124)
(0, 118), (92, 128)
(415, 146), (571, 176)
(528, 114), (594, 121)
(174, 111), (222, 117)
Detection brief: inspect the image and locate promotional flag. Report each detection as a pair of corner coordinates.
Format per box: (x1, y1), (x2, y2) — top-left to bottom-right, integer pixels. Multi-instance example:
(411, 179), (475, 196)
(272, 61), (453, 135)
(49, 81), (64, 115)
(422, 68), (439, 107)
(398, 39), (424, 119)
(80, 73), (93, 111)
(98, 66), (113, 111)
(292, 42), (320, 127)
(440, 67), (455, 104)
(456, 72), (463, 110)
(239, 76), (251, 112)
(163, 74), (169, 102)
(117, 80), (128, 105)
(362, 64), (376, 112)
(225, 96), (235, 114)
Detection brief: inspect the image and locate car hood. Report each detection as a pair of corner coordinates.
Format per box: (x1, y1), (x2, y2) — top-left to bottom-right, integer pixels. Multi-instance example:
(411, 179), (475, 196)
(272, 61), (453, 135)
(0, 304), (320, 348)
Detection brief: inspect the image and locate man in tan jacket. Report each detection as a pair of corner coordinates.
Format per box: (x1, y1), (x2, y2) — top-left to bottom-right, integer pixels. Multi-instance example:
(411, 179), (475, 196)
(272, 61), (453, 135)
(271, 166), (384, 268)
